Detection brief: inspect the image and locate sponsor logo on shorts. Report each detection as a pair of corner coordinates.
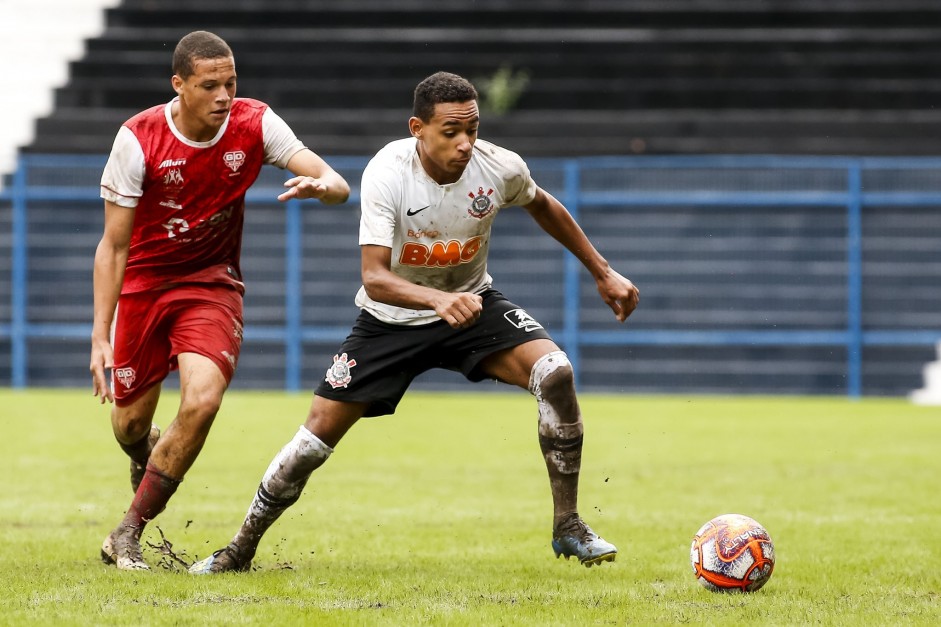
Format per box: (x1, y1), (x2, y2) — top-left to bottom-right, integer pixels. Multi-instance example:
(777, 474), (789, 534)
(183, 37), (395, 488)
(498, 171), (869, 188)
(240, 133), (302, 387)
(504, 308), (543, 332)
(325, 352), (357, 389)
(114, 367), (136, 389)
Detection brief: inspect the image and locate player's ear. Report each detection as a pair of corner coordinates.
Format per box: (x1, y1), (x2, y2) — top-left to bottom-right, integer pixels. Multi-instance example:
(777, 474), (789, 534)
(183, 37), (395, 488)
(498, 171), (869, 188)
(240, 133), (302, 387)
(171, 75), (183, 95)
(408, 116), (423, 139)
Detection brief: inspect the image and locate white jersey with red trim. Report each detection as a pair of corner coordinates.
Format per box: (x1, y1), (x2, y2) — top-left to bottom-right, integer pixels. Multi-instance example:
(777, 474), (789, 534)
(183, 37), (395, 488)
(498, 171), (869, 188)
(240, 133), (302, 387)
(356, 137), (537, 325)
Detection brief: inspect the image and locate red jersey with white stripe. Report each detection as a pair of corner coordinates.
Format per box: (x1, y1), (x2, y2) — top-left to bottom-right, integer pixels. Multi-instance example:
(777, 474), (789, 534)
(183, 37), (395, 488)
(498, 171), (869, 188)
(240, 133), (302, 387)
(101, 98), (303, 294)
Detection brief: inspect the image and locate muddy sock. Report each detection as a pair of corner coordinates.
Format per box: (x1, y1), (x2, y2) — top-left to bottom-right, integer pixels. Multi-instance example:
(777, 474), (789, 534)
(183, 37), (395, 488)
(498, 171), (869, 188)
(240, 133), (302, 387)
(120, 463), (180, 533)
(540, 430), (583, 531)
(530, 351), (584, 530)
(230, 426), (333, 559)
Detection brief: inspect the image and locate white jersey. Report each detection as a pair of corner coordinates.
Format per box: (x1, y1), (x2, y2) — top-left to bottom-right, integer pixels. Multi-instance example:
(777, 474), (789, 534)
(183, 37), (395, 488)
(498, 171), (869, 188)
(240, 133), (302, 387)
(356, 137), (537, 325)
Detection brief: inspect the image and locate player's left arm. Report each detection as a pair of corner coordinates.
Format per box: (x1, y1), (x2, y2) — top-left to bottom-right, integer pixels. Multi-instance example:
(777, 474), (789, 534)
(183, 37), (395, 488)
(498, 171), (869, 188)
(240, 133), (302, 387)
(280, 148), (351, 204)
(522, 186), (639, 322)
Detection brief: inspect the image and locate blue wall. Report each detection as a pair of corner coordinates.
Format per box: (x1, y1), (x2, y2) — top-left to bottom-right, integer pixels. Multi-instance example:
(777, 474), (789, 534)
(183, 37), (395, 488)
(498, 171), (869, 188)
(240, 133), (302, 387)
(2, 154), (940, 397)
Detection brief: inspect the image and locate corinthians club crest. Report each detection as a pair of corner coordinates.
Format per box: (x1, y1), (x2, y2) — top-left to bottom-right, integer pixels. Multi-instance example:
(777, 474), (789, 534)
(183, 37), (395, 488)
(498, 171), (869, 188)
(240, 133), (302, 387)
(325, 352), (357, 389)
(467, 186), (495, 219)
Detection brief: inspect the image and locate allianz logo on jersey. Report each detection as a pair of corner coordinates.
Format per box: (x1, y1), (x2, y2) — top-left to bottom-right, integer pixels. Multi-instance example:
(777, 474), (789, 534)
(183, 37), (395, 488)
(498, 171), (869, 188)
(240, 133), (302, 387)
(399, 236), (482, 267)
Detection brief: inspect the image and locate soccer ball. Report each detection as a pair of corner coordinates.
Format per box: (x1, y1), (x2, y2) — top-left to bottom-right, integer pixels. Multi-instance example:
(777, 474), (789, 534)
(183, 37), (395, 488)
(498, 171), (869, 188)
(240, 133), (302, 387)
(690, 513), (775, 592)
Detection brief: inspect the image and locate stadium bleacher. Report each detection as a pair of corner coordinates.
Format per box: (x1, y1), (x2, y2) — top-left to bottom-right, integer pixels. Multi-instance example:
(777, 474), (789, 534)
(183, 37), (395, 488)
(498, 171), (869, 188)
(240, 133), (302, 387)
(24, 0), (941, 158)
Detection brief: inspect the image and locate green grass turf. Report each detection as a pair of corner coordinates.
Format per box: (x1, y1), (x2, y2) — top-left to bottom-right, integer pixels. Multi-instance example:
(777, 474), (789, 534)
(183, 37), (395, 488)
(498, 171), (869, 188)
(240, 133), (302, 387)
(2, 388), (940, 625)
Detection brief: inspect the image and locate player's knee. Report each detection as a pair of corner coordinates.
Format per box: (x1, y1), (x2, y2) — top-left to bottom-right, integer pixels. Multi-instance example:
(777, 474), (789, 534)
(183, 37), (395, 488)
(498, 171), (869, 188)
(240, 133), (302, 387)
(529, 350), (575, 399)
(112, 408), (154, 444)
(179, 390), (223, 427)
(530, 351), (581, 430)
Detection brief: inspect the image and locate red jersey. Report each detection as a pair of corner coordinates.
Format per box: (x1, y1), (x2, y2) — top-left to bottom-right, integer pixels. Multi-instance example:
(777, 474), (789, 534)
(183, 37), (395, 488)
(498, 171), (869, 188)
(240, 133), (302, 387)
(119, 98), (269, 293)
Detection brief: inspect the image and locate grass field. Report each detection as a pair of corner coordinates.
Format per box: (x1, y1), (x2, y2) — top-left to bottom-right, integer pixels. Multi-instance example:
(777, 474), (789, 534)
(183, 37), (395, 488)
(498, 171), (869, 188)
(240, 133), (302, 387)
(2, 388), (940, 625)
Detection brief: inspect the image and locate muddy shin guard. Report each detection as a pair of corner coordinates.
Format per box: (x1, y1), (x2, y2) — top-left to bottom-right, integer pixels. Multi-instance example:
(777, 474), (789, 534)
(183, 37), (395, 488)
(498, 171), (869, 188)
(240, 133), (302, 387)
(231, 426), (334, 553)
(529, 351), (583, 526)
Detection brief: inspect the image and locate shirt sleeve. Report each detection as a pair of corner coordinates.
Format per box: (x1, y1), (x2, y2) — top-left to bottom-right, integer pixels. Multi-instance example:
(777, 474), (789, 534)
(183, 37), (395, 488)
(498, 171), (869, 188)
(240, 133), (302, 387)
(99, 126), (145, 208)
(501, 150), (537, 207)
(262, 107), (307, 168)
(358, 156), (398, 247)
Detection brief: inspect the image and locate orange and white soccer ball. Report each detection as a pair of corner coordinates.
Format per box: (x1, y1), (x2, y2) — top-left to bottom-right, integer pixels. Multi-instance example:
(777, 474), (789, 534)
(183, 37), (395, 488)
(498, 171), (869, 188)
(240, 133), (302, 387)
(690, 513), (775, 592)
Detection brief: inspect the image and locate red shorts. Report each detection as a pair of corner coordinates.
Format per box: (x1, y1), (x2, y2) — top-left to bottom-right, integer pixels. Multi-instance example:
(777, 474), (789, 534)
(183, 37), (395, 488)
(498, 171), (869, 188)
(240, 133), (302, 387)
(111, 285), (244, 406)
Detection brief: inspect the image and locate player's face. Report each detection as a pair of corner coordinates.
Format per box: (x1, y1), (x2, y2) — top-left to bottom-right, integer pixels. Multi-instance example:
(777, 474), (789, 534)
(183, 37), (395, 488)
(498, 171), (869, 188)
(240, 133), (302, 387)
(411, 100), (479, 184)
(172, 56), (237, 142)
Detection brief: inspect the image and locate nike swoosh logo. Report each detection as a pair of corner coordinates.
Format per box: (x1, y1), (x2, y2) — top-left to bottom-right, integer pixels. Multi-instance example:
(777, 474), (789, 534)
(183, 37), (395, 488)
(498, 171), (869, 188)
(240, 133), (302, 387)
(406, 205), (430, 216)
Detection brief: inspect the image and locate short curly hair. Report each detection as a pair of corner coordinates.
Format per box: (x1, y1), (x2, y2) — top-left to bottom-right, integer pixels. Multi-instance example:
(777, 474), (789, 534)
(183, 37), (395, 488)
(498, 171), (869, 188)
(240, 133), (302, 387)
(172, 31), (233, 79)
(413, 72), (479, 122)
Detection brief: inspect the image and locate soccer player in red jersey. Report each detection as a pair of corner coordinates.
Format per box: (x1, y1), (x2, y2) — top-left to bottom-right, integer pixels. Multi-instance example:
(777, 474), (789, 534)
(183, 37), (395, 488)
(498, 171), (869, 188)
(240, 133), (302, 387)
(90, 30), (350, 570)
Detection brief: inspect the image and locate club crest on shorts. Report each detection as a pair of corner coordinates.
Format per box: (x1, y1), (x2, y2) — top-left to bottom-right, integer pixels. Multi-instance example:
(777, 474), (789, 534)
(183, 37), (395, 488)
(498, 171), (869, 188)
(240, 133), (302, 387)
(467, 186), (495, 219)
(114, 367), (136, 389)
(325, 352), (357, 389)
(504, 308), (544, 332)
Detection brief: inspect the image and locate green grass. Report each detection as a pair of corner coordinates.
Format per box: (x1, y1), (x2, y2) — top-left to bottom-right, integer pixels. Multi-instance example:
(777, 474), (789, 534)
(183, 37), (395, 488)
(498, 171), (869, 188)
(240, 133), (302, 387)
(2, 388), (940, 625)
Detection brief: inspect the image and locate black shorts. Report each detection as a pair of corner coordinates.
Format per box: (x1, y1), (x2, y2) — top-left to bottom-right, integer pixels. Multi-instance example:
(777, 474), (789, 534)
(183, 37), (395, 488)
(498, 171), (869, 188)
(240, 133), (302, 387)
(314, 288), (553, 417)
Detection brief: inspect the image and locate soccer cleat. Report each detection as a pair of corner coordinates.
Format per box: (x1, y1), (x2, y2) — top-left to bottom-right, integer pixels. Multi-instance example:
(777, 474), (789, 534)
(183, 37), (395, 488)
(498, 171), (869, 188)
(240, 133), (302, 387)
(130, 424), (161, 493)
(188, 543), (253, 575)
(552, 513), (617, 567)
(101, 526), (149, 571)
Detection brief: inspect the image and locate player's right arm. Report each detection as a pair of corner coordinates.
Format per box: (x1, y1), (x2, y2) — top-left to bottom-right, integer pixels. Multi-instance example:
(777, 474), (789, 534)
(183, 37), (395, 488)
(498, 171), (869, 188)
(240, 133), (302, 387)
(360, 244), (482, 329)
(90, 200), (135, 403)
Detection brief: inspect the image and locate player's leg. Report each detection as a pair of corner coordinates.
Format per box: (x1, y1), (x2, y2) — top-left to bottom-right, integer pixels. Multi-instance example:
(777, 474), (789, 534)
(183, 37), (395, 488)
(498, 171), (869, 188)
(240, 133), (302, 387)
(103, 354), (227, 571)
(145, 284), (242, 482)
(478, 338), (585, 525)
(112, 384), (162, 492)
(151, 352), (228, 476)
(101, 383), (163, 571)
(102, 292), (172, 570)
(103, 286), (239, 571)
(109, 292), (168, 493)
(190, 311), (417, 574)
(190, 396), (366, 574)
(475, 312), (616, 566)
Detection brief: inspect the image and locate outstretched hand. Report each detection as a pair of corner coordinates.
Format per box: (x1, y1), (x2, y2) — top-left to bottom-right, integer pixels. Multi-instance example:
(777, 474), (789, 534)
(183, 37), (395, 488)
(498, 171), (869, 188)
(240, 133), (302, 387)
(597, 268), (640, 322)
(278, 176), (331, 202)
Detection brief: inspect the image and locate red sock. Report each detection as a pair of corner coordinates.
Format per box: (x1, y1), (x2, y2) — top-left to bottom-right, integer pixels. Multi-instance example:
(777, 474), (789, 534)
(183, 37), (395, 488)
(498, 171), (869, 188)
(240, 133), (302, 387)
(121, 463), (180, 531)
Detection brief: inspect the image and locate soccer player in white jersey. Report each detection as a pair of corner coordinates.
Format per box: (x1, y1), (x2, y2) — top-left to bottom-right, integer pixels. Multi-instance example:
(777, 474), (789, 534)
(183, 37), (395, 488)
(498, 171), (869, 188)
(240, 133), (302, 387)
(91, 30), (350, 571)
(191, 71), (639, 573)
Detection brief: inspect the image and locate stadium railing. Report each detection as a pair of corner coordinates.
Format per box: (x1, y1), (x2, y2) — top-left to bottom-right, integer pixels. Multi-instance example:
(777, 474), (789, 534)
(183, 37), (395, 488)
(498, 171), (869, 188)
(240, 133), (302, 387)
(2, 154), (940, 397)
